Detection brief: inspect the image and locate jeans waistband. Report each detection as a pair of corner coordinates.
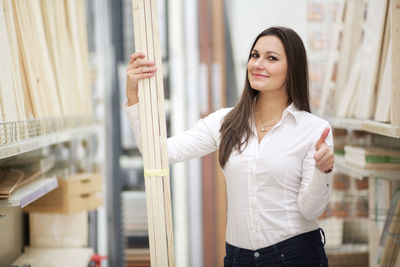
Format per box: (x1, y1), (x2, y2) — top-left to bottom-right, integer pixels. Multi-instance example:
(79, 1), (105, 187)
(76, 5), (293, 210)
(226, 228), (325, 254)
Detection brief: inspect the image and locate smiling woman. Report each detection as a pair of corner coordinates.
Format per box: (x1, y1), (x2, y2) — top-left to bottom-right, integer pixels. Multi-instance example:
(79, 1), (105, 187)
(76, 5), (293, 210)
(247, 36), (288, 93)
(124, 26), (335, 267)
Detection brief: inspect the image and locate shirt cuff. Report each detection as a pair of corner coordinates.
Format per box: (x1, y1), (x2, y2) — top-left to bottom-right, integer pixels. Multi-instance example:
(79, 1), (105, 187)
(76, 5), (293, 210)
(123, 102), (140, 119)
(307, 168), (331, 195)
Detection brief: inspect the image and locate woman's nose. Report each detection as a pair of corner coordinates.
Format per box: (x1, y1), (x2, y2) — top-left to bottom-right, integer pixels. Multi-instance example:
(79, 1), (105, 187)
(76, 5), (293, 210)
(254, 58), (263, 68)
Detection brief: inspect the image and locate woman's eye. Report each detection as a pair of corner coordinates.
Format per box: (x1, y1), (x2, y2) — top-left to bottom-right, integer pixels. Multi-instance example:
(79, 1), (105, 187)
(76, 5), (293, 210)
(251, 53), (259, 58)
(268, 56), (278, 61)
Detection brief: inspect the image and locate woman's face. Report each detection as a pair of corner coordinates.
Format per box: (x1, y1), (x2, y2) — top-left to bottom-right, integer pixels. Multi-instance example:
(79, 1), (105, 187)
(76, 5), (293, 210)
(247, 35), (288, 93)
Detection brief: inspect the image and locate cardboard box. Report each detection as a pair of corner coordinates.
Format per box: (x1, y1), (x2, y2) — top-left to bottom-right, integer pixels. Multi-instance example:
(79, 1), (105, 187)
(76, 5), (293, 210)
(30, 211), (88, 248)
(327, 251), (369, 267)
(24, 173), (103, 213)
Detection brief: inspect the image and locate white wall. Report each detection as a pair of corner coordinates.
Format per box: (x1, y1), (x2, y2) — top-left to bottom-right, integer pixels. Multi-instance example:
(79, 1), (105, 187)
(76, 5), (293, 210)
(226, 0), (308, 96)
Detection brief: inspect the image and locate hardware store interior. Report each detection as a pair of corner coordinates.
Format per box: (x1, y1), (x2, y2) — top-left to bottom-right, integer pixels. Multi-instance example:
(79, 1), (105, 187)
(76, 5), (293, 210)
(0, 0), (399, 266)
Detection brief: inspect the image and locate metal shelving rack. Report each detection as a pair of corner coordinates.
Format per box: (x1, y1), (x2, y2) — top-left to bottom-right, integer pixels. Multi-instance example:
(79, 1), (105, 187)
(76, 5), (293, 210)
(0, 117), (99, 208)
(328, 116), (400, 139)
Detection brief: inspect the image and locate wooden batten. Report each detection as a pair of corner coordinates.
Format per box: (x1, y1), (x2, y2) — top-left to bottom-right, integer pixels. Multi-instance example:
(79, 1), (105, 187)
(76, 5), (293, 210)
(335, 0), (365, 116)
(375, 3), (392, 122)
(319, 1), (345, 116)
(54, 0), (81, 116)
(41, 0), (64, 115)
(0, 0), (19, 122)
(391, 0), (400, 126)
(150, 0), (174, 265)
(16, 0), (51, 118)
(211, 0), (227, 264)
(2, 0), (28, 122)
(132, 0), (174, 266)
(29, 0), (62, 117)
(65, 0), (92, 115)
(355, 0), (389, 119)
(375, 43), (392, 122)
(337, 56), (361, 117)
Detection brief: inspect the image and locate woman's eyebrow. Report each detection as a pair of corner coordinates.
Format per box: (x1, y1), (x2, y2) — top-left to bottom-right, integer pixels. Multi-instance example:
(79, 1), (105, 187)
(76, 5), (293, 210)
(252, 49), (281, 56)
(266, 50), (281, 56)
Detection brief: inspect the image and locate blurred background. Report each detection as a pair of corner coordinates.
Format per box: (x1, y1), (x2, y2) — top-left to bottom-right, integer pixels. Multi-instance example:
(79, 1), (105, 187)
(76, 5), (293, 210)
(0, 0), (399, 266)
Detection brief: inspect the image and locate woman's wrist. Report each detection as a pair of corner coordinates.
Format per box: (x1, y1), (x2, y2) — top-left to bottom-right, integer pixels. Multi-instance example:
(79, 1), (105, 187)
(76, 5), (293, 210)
(127, 94), (139, 106)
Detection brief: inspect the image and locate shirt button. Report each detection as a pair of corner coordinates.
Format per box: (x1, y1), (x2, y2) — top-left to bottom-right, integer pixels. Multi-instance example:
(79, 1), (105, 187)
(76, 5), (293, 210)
(254, 252), (260, 258)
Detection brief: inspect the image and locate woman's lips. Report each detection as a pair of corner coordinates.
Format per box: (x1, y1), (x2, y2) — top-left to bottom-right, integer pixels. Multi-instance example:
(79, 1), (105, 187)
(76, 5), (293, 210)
(252, 73), (270, 78)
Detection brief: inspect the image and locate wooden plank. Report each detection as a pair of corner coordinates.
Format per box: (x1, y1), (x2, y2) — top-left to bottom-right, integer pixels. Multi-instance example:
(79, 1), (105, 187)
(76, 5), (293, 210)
(337, 57), (361, 117)
(2, 0), (28, 121)
(334, 0), (364, 115)
(13, 0), (46, 118)
(374, 1), (391, 122)
(76, 0), (92, 115)
(375, 42), (392, 122)
(28, 0), (62, 117)
(150, 0), (174, 265)
(143, 0), (168, 265)
(132, 1), (157, 265)
(65, 0), (91, 115)
(355, 0), (389, 119)
(377, 190), (400, 266)
(0, 170), (23, 197)
(319, 1), (345, 116)
(53, 0), (81, 116)
(212, 0), (227, 264)
(133, 0), (174, 265)
(391, 0), (400, 126)
(0, 0), (20, 122)
(40, 0), (68, 116)
(369, 178), (391, 267)
(198, 0), (217, 264)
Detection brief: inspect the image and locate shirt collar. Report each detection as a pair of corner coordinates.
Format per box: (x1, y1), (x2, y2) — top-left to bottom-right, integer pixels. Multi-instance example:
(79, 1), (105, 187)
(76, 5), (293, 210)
(282, 102), (300, 125)
(250, 101), (300, 135)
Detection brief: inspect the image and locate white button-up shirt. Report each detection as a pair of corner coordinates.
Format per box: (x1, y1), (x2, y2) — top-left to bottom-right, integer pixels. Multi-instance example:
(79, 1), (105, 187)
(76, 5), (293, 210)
(124, 102), (333, 250)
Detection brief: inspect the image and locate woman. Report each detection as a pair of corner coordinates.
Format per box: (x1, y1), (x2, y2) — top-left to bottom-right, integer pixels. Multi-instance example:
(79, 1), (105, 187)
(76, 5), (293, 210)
(124, 26), (334, 267)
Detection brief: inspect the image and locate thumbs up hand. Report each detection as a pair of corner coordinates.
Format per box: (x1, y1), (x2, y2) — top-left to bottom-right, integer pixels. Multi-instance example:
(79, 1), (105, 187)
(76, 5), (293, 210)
(314, 127), (335, 174)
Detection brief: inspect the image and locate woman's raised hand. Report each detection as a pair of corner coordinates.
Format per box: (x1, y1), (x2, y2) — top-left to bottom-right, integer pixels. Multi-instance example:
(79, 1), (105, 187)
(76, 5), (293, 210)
(126, 52), (157, 106)
(314, 128), (335, 174)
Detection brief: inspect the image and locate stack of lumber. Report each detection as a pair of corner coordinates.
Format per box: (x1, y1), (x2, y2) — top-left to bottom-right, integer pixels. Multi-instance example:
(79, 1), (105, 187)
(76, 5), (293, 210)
(132, 0), (174, 266)
(344, 145), (400, 170)
(0, 0), (92, 123)
(376, 190), (400, 266)
(320, 0), (400, 126)
(0, 155), (55, 198)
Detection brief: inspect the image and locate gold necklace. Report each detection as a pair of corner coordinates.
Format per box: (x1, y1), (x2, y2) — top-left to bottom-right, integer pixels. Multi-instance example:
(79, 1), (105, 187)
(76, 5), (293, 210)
(258, 117), (280, 132)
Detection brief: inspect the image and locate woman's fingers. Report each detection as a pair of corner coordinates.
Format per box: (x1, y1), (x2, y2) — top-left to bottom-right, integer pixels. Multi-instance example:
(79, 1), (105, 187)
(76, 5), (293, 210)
(314, 143), (334, 173)
(128, 53), (155, 71)
(130, 52), (145, 64)
(316, 153), (333, 171)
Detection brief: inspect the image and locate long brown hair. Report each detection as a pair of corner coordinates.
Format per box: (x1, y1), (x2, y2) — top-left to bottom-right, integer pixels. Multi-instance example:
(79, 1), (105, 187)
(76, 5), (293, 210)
(219, 26), (310, 168)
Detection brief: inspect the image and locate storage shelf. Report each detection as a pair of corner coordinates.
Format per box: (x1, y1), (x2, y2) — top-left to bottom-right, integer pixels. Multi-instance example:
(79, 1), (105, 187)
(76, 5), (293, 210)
(0, 124), (99, 160)
(327, 116), (400, 138)
(0, 176), (58, 208)
(120, 155), (143, 169)
(334, 154), (400, 180)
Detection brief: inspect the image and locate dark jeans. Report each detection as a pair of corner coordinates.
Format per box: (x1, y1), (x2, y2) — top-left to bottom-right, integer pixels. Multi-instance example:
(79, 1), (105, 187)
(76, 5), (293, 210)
(223, 228), (329, 267)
